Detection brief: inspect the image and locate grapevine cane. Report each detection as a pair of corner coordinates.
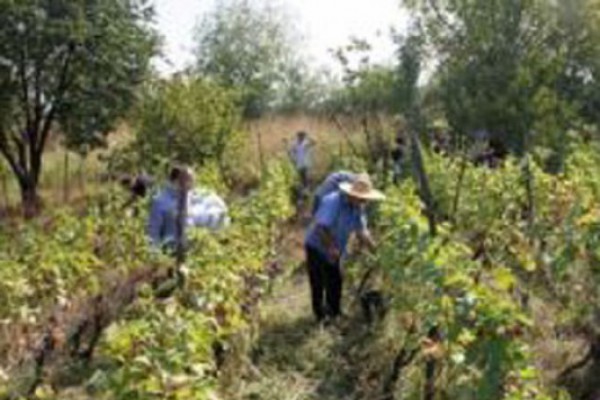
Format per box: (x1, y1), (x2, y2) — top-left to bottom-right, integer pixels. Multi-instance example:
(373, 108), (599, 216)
(350, 229), (396, 307)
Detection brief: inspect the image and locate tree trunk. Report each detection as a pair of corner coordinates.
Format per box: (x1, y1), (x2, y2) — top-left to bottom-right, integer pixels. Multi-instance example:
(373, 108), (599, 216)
(0, 172), (9, 210)
(19, 177), (41, 219)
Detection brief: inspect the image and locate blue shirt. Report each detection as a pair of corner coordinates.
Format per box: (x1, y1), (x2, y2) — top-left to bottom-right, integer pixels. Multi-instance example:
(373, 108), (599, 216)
(305, 191), (367, 260)
(147, 186), (186, 248)
(314, 171), (356, 201)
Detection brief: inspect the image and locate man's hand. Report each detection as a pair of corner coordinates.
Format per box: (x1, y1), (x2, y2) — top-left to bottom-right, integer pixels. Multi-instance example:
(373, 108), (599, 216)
(328, 245), (341, 262)
(317, 224), (340, 262)
(358, 229), (376, 253)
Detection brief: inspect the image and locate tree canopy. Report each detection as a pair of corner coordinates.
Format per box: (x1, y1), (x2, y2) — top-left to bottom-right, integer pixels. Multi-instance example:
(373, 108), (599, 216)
(403, 0), (600, 161)
(194, 0), (301, 118)
(130, 77), (241, 173)
(0, 0), (157, 215)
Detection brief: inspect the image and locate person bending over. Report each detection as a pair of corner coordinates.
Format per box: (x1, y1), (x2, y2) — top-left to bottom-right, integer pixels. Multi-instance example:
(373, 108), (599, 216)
(304, 173), (385, 323)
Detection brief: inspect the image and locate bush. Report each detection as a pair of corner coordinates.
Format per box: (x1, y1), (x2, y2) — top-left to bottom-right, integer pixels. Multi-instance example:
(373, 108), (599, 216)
(128, 77), (241, 173)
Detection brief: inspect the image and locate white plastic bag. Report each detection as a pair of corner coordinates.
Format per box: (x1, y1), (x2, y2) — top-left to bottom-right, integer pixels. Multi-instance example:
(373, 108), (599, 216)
(186, 189), (230, 230)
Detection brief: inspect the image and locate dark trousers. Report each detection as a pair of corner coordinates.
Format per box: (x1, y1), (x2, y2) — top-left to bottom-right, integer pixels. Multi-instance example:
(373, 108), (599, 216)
(305, 245), (342, 320)
(298, 167), (309, 189)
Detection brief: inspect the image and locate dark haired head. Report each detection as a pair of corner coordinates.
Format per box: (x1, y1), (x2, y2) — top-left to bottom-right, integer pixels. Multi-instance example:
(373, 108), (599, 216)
(170, 165), (189, 182)
(169, 165), (194, 191)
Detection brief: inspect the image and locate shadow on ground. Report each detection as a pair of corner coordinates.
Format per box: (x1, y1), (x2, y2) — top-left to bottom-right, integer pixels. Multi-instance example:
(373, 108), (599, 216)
(226, 265), (386, 400)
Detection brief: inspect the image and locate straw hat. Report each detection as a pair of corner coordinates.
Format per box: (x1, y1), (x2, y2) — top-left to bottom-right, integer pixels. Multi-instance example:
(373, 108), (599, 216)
(339, 173), (386, 201)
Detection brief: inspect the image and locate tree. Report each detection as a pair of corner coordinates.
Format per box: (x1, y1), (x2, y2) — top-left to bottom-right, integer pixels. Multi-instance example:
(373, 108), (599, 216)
(324, 38), (403, 174)
(404, 0), (595, 162)
(552, 0), (600, 128)
(129, 76), (241, 176)
(194, 0), (299, 118)
(273, 63), (333, 114)
(0, 0), (156, 216)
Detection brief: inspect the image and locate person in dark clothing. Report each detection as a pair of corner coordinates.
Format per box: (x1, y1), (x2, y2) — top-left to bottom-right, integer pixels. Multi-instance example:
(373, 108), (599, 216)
(120, 173), (153, 215)
(391, 136), (405, 185)
(131, 174), (152, 198)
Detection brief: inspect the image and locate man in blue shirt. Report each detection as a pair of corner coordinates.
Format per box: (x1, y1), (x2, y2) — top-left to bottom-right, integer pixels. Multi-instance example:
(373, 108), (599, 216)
(305, 173), (385, 322)
(147, 166), (194, 251)
(312, 171), (356, 215)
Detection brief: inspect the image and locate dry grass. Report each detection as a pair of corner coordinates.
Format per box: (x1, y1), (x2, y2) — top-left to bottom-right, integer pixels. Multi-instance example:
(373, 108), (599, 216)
(1, 114), (388, 214)
(243, 113), (374, 179)
(0, 123), (132, 212)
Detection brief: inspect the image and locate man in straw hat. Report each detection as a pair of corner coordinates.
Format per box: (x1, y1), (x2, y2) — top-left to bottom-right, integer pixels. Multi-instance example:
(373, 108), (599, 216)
(304, 173), (385, 324)
(311, 170), (357, 216)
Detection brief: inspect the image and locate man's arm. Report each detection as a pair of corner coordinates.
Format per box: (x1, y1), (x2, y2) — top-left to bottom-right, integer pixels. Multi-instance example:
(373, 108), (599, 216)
(317, 224), (340, 261)
(313, 195), (341, 261)
(355, 210), (375, 252)
(357, 229), (376, 252)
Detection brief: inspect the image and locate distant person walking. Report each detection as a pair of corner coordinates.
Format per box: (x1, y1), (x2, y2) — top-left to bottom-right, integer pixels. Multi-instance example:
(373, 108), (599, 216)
(304, 173), (385, 323)
(288, 131), (316, 189)
(147, 166), (194, 252)
(312, 171), (357, 215)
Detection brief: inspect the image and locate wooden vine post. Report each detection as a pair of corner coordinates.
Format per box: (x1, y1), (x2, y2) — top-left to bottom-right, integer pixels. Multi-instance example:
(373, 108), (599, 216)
(409, 129), (437, 237)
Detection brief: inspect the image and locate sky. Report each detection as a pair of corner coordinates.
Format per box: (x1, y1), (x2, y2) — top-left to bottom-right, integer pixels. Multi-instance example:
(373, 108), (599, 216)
(152, 0), (409, 75)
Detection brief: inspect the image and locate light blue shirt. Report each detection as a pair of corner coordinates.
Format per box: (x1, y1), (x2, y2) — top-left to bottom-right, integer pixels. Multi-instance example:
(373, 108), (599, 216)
(147, 186), (185, 248)
(314, 171), (356, 201)
(305, 191), (367, 260)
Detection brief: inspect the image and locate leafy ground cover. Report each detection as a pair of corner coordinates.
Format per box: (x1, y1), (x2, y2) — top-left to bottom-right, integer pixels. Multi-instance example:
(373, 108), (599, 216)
(3, 142), (600, 399)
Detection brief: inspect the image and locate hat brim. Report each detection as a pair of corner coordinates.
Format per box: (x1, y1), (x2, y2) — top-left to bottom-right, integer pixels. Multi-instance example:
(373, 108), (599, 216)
(339, 182), (386, 201)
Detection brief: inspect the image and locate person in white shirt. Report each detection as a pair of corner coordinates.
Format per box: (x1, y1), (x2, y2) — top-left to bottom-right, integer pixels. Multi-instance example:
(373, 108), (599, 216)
(288, 131), (316, 189)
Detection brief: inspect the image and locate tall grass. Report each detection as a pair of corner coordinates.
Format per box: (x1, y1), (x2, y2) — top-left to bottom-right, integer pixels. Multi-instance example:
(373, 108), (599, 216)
(243, 113), (380, 180)
(1, 114), (393, 213)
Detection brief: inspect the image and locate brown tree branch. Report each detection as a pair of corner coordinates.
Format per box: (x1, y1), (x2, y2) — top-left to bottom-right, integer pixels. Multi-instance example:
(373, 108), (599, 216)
(0, 132), (21, 178)
(18, 41), (32, 136)
(427, 0), (457, 33)
(35, 43), (75, 181)
(9, 130), (27, 173)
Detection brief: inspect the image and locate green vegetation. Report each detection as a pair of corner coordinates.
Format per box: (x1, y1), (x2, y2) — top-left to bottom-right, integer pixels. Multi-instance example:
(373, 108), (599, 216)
(0, 162), (294, 399)
(1, 0), (600, 399)
(194, 0), (306, 118)
(0, 0), (157, 215)
(121, 77), (241, 175)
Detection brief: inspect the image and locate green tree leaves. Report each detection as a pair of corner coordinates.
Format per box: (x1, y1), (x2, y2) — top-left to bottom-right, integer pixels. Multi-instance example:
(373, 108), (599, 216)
(0, 0), (157, 214)
(131, 77), (241, 171)
(405, 0), (599, 161)
(194, 0), (301, 118)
